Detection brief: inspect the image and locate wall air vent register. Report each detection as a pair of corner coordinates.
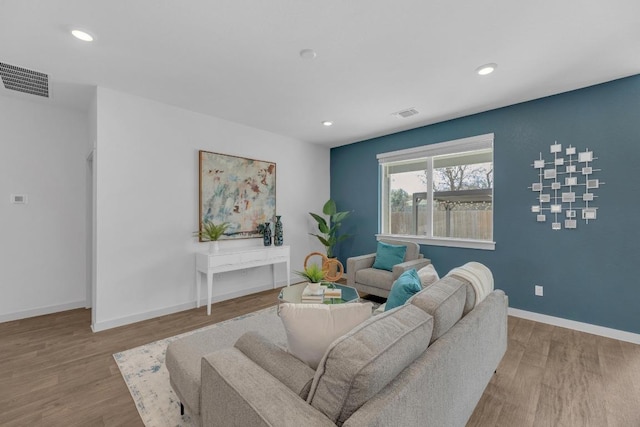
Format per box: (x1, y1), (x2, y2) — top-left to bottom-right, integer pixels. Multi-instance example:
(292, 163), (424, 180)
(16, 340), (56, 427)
(392, 108), (419, 118)
(0, 62), (49, 98)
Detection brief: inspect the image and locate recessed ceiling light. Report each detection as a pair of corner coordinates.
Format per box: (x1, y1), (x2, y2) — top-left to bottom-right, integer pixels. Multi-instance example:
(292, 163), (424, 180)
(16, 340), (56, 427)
(300, 49), (317, 60)
(71, 29), (94, 42)
(322, 121), (333, 127)
(476, 63), (497, 75)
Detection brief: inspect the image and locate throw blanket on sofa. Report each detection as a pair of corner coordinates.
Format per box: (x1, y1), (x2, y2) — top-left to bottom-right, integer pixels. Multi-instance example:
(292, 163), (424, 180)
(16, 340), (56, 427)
(446, 262), (494, 307)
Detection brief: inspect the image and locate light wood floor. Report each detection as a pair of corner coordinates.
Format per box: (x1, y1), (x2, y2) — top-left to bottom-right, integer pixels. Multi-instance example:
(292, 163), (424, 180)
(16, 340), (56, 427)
(1, 289), (639, 427)
(469, 316), (640, 426)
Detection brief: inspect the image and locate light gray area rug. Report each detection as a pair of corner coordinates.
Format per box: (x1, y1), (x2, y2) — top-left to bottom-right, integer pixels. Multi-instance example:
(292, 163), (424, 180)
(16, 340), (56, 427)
(113, 306), (286, 427)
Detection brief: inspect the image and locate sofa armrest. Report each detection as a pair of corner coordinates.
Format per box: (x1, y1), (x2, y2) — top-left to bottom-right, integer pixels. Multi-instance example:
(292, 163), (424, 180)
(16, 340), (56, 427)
(201, 348), (335, 427)
(346, 253), (376, 286)
(234, 331), (316, 398)
(392, 258), (432, 280)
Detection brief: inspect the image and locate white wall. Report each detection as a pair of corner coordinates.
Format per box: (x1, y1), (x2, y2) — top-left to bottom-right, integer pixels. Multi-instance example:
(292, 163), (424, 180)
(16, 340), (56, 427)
(0, 96), (89, 322)
(93, 87), (330, 330)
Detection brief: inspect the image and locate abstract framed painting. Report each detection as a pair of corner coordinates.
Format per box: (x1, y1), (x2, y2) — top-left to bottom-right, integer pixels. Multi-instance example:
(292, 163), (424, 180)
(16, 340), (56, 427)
(198, 150), (276, 240)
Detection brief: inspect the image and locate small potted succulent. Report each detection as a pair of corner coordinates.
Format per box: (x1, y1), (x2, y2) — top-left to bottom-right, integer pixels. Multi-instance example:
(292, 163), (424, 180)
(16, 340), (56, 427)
(295, 263), (325, 292)
(193, 220), (230, 253)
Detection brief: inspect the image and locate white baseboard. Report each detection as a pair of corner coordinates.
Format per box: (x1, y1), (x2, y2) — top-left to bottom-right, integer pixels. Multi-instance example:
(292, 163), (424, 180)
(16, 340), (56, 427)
(508, 308), (640, 345)
(91, 283), (278, 332)
(0, 300), (87, 324)
(91, 301), (197, 332)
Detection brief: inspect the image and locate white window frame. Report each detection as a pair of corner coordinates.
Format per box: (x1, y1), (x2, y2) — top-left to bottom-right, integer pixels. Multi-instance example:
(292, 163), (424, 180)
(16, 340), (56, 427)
(377, 133), (495, 250)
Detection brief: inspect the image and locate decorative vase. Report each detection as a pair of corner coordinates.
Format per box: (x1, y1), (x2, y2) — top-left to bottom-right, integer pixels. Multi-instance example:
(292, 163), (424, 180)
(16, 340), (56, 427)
(263, 222), (272, 246)
(209, 240), (219, 253)
(274, 215), (283, 246)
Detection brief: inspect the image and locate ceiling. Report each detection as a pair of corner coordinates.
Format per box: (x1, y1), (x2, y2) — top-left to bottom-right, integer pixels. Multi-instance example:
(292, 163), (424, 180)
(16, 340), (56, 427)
(1, 1), (639, 148)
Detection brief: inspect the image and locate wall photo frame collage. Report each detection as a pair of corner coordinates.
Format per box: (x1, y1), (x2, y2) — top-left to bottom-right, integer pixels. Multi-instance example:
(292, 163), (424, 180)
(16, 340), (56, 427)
(529, 142), (604, 230)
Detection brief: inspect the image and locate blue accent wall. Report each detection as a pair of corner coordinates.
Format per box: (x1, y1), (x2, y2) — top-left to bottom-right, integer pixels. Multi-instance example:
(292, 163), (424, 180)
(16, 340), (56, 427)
(331, 74), (640, 334)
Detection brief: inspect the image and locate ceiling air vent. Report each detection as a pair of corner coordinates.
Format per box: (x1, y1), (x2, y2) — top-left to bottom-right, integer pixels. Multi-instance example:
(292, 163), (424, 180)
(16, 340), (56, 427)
(0, 62), (49, 98)
(392, 108), (419, 119)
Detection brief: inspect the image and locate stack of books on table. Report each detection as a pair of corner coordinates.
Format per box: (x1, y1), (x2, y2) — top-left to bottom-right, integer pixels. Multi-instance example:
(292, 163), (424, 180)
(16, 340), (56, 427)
(322, 286), (342, 299)
(301, 285), (325, 303)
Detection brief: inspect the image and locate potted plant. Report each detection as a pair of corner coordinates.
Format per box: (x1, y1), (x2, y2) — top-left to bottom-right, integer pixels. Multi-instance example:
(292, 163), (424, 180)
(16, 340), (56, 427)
(309, 199), (352, 259)
(295, 263), (325, 292)
(193, 220), (230, 253)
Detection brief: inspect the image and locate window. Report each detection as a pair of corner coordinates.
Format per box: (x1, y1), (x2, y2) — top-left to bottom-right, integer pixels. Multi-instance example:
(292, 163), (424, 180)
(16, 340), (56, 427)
(378, 133), (494, 250)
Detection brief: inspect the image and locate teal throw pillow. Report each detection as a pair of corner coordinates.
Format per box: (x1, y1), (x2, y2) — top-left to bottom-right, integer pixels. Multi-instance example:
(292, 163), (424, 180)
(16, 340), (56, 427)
(372, 241), (407, 272)
(385, 269), (422, 311)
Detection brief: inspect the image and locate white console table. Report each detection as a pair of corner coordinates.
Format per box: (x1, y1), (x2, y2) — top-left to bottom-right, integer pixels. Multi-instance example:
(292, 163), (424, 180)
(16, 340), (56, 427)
(195, 245), (290, 315)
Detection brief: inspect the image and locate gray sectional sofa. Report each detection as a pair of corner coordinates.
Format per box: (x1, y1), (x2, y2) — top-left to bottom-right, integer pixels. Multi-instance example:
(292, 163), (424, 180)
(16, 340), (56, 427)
(167, 276), (508, 426)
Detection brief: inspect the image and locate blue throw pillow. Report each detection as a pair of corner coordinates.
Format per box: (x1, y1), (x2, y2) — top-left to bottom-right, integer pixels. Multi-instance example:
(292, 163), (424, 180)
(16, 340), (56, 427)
(372, 241), (407, 272)
(385, 269), (422, 311)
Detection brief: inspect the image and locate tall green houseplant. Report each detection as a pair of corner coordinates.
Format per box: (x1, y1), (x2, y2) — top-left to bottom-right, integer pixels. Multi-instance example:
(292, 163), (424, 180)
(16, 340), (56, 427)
(309, 199), (352, 258)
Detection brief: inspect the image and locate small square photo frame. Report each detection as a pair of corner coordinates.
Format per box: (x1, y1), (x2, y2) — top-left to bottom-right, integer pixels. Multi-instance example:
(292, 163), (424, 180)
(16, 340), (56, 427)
(531, 205), (541, 213)
(544, 169), (556, 179)
(578, 151), (593, 163)
(562, 192), (575, 203)
(540, 194), (551, 203)
(583, 193), (594, 201)
(550, 204), (562, 213)
(587, 179), (599, 189)
(566, 147), (576, 155)
(582, 209), (597, 220)
(552, 222), (562, 230)
(555, 158), (564, 166)
(565, 177), (578, 186)
(582, 167), (592, 175)
(537, 214), (546, 222)
(532, 183), (543, 191)
(565, 210), (576, 218)
(550, 143), (562, 153)
(565, 219), (577, 229)
(534, 160), (545, 169)
(566, 165), (576, 173)
(551, 182), (561, 190)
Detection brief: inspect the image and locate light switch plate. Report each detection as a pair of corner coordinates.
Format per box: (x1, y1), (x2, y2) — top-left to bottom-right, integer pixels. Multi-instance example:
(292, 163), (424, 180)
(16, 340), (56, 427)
(10, 194), (28, 204)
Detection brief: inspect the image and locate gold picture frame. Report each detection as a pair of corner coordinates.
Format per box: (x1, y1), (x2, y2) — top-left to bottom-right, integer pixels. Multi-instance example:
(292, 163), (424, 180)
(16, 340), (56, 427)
(198, 150), (276, 240)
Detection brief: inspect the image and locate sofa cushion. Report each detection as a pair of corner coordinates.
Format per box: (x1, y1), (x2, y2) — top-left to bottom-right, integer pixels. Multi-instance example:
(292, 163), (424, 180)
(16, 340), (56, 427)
(355, 268), (394, 291)
(372, 241), (407, 271)
(385, 268), (421, 311)
(409, 277), (466, 343)
(308, 303), (434, 425)
(417, 263), (440, 288)
(279, 302), (373, 369)
(446, 276), (476, 315)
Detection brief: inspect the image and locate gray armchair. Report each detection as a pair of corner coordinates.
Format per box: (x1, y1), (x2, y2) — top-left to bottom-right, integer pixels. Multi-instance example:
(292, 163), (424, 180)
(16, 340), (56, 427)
(346, 239), (431, 298)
